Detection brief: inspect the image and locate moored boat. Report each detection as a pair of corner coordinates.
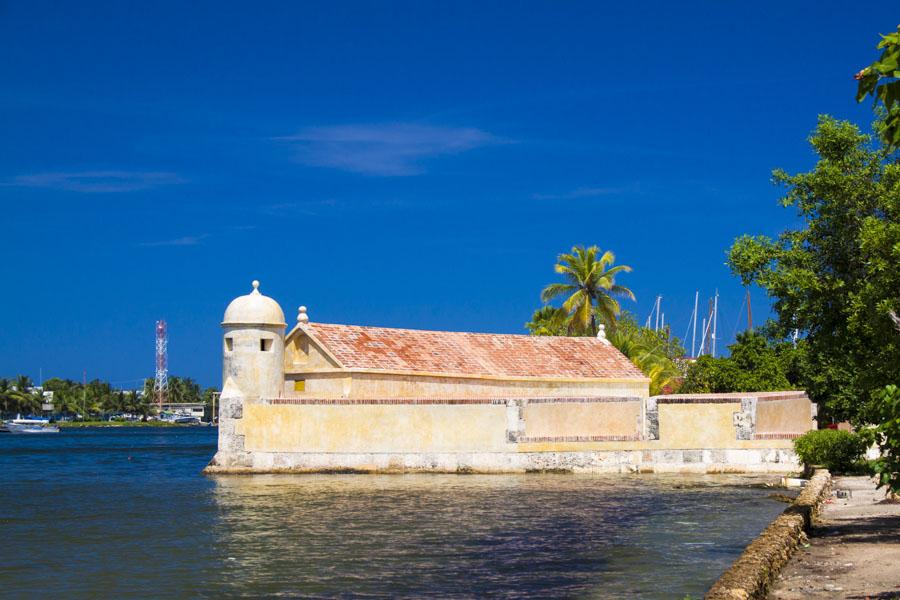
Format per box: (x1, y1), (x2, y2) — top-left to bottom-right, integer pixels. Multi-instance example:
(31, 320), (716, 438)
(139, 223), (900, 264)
(0, 415), (60, 434)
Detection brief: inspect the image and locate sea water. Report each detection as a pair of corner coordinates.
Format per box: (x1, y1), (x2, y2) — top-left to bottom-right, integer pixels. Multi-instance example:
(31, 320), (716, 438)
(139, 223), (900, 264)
(0, 428), (784, 598)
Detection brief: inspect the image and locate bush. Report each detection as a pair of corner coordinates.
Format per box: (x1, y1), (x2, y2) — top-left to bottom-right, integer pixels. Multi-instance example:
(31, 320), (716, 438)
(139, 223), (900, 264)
(793, 429), (868, 474)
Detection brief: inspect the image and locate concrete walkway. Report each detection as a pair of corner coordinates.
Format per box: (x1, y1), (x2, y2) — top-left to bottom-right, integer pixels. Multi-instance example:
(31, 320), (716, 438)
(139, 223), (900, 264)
(770, 475), (900, 599)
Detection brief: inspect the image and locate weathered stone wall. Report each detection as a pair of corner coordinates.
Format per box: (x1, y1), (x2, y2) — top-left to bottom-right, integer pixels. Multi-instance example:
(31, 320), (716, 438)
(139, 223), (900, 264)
(239, 400), (510, 454)
(207, 392), (815, 474)
(521, 397), (642, 440)
(755, 393), (815, 437)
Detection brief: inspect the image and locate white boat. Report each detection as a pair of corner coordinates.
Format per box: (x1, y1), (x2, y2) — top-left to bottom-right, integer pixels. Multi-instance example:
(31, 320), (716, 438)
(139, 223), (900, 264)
(0, 415), (60, 434)
(159, 411), (201, 425)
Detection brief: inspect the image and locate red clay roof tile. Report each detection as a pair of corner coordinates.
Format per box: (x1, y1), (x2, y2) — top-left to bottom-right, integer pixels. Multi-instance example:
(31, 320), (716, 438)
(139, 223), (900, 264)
(303, 322), (646, 380)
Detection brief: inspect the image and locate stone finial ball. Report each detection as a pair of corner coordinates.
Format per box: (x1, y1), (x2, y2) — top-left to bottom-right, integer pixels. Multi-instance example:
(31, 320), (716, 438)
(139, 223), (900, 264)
(252, 280), (260, 290)
(297, 306), (309, 324)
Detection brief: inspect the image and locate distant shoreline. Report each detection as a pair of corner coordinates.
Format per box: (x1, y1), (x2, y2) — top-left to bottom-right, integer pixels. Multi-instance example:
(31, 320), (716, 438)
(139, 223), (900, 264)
(56, 421), (213, 428)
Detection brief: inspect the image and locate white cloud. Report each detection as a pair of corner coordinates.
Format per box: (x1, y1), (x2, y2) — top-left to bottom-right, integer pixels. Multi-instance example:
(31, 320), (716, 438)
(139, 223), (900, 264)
(531, 185), (636, 200)
(7, 171), (183, 193)
(139, 234), (209, 247)
(275, 123), (499, 176)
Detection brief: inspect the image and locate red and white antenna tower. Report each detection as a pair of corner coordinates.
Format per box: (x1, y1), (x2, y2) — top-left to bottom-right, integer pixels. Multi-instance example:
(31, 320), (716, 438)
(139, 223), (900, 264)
(154, 320), (168, 411)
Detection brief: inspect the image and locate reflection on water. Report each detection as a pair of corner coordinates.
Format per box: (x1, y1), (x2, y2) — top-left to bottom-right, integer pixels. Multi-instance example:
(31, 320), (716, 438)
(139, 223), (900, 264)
(211, 473), (783, 598)
(0, 428), (784, 599)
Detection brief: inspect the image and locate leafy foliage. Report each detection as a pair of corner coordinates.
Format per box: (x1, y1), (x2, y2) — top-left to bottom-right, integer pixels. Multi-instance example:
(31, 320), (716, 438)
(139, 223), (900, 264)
(1, 374), (217, 420)
(871, 384), (900, 493)
(607, 313), (684, 395)
(680, 331), (796, 393)
(524, 306), (570, 336)
(793, 429), (869, 474)
(855, 25), (900, 148)
(540, 245), (634, 336)
(727, 116), (900, 420)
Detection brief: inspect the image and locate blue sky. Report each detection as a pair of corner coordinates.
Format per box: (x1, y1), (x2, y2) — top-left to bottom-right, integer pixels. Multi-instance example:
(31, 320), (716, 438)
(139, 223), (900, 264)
(0, 2), (892, 388)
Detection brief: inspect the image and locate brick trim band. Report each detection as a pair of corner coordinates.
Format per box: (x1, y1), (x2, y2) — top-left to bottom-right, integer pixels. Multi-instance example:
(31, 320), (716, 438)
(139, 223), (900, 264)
(269, 398), (508, 406)
(656, 397), (743, 404)
(525, 396), (642, 404)
(518, 434), (641, 443)
(267, 396), (642, 406)
(752, 432), (805, 440)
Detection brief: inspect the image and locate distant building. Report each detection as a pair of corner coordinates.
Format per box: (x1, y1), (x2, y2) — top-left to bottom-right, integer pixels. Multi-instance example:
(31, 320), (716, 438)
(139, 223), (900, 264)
(207, 281), (815, 474)
(159, 402), (205, 419)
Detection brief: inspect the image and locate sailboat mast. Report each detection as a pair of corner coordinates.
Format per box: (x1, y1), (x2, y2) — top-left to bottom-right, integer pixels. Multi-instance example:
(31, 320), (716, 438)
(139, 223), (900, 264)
(691, 290), (699, 357)
(746, 288), (753, 331)
(699, 317), (707, 355)
(654, 296), (661, 332)
(712, 290), (719, 357)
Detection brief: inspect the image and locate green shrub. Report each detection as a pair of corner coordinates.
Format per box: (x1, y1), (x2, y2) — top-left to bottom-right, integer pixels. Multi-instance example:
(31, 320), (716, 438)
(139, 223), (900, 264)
(793, 429), (868, 473)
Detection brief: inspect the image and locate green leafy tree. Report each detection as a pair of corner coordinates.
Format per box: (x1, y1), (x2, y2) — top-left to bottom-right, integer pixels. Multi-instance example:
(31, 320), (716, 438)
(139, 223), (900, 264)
(540, 245), (634, 336)
(5, 375), (37, 415)
(871, 384), (900, 493)
(681, 332), (795, 394)
(855, 25), (900, 148)
(727, 116), (900, 420)
(126, 390), (151, 420)
(42, 378), (84, 417)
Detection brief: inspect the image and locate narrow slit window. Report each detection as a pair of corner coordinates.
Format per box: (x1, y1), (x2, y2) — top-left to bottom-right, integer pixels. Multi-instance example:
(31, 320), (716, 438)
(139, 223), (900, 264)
(260, 338), (273, 352)
(225, 337), (234, 352)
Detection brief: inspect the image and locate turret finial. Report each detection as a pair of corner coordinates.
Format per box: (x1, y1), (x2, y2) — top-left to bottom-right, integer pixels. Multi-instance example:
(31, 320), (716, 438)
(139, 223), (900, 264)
(251, 280), (260, 294)
(297, 306), (309, 324)
(596, 323), (610, 345)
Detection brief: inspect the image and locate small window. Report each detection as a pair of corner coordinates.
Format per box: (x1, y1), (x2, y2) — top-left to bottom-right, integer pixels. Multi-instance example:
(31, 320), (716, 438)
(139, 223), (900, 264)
(225, 337), (234, 352)
(293, 379), (305, 392)
(260, 338), (273, 352)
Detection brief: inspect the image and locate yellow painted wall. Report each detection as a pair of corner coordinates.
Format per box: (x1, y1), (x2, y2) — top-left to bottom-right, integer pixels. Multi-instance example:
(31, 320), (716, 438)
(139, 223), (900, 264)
(238, 403), (509, 454)
(284, 335), (338, 371)
(282, 371), (648, 400)
(523, 401), (641, 438)
(658, 402), (741, 448)
(756, 397), (813, 433)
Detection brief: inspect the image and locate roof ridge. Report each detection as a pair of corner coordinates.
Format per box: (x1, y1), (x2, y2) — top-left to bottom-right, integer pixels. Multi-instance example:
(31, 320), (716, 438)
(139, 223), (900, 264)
(308, 321), (603, 341)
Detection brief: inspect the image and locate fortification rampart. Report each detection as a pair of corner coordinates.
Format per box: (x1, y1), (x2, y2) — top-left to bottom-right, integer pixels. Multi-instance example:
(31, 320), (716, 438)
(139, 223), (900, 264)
(205, 391), (814, 474)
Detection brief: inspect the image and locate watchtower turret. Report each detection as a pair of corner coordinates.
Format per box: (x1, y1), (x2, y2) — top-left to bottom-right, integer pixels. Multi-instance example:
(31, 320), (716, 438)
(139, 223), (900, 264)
(221, 280), (286, 400)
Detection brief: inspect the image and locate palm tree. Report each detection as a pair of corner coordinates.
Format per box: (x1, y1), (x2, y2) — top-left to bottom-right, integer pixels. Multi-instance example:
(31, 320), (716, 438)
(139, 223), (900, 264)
(540, 245), (635, 336)
(7, 375), (35, 415)
(0, 378), (12, 416)
(525, 306), (570, 336)
(608, 326), (682, 395)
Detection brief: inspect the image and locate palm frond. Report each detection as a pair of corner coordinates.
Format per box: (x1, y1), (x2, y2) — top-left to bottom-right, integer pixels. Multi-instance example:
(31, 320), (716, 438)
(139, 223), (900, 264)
(541, 283), (577, 303)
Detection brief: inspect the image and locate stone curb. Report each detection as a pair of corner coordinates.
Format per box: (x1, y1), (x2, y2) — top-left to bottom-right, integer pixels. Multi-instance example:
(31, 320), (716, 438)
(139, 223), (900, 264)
(705, 469), (832, 600)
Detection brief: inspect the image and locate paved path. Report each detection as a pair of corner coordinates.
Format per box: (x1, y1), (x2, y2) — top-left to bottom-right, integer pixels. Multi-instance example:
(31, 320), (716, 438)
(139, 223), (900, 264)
(769, 476), (900, 599)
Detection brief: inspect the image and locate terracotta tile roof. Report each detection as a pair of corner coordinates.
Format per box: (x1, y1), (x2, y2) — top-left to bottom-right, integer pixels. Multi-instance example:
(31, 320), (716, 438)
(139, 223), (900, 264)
(302, 322), (646, 380)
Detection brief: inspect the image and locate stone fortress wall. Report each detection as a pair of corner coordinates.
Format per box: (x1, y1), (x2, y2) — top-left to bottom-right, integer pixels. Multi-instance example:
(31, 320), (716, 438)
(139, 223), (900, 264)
(208, 390), (815, 474)
(207, 282), (816, 475)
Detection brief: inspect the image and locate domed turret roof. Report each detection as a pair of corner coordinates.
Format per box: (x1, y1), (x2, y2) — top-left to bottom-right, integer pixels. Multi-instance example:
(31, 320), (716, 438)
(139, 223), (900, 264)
(222, 280), (286, 327)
